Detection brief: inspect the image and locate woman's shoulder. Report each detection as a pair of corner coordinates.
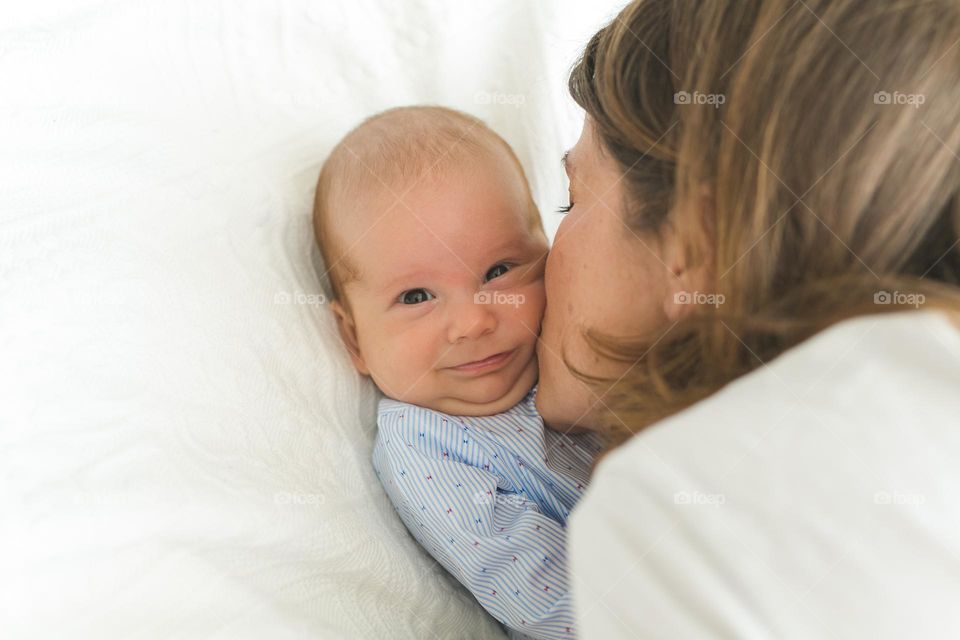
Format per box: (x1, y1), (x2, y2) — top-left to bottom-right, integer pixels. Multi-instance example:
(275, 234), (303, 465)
(947, 310), (960, 332)
(603, 309), (960, 457)
(570, 309), (960, 638)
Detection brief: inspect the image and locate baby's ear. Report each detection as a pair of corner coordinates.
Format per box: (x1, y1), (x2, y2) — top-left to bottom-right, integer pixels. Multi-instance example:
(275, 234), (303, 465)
(330, 300), (370, 376)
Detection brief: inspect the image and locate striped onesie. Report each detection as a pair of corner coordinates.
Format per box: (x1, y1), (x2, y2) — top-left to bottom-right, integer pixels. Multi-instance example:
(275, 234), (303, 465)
(372, 385), (601, 639)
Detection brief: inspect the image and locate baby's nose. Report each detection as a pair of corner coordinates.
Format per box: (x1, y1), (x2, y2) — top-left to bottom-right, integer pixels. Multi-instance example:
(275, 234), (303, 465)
(447, 293), (498, 343)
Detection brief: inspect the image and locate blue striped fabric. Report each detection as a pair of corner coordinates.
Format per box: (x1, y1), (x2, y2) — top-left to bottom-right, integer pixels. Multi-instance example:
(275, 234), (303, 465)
(372, 385), (601, 639)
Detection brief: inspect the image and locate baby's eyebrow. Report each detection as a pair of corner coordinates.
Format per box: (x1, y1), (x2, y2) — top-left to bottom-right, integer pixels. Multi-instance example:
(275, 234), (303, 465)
(380, 272), (425, 294)
(379, 267), (443, 294)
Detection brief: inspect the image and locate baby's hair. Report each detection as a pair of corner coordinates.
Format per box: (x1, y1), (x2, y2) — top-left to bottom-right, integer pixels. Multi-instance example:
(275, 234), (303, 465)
(312, 105), (543, 306)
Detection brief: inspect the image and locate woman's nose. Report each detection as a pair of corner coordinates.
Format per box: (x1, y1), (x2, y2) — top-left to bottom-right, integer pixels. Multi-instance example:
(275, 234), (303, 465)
(446, 293), (498, 343)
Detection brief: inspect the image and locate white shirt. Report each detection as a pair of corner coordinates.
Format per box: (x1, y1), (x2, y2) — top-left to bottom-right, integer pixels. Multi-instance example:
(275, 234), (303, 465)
(570, 310), (960, 639)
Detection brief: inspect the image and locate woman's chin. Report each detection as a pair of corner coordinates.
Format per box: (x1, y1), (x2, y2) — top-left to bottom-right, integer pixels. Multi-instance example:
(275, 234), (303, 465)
(535, 380), (596, 432)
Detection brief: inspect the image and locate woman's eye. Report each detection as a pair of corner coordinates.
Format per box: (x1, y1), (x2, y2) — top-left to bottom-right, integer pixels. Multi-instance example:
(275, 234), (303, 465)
(484, 263), (511, 282)
(399, 289), (434, 305)
(556, 202), (574, 214)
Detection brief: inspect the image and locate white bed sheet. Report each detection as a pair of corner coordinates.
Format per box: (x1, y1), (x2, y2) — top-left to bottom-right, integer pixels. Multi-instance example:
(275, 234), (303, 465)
(0, 1), (625, 637)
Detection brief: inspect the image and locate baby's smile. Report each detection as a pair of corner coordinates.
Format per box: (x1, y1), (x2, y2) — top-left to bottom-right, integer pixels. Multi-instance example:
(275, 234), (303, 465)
(442, 347), (518, 375)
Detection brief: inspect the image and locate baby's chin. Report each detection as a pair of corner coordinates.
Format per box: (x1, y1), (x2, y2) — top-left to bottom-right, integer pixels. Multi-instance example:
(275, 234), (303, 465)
(424, 355), (539, 417)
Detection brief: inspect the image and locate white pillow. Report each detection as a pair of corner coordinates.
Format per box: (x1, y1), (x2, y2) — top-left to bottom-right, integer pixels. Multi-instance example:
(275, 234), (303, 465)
(0, 0), (622, 637)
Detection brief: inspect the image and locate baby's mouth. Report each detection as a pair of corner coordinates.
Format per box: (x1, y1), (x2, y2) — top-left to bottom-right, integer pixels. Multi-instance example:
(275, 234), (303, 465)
(445, 349), (517, 374)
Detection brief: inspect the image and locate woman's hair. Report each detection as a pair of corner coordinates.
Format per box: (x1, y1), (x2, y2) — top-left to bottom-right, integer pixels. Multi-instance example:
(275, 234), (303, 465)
(568, 0), (960, 446)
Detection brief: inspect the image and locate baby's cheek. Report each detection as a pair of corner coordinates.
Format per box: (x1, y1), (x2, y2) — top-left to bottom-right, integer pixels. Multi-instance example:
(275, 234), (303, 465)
(364, 337), (408, 396)
(394, 329), (439, 387)
(517, 280), (546, 336)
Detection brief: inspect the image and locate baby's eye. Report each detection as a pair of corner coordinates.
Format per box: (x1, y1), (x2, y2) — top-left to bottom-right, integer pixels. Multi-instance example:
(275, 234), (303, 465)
(484, 263), (511, 282)
(399, 289), (435, 305)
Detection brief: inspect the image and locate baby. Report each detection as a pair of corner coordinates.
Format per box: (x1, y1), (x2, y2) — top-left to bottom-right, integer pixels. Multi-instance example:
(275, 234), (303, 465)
(313, 106), (598, 639)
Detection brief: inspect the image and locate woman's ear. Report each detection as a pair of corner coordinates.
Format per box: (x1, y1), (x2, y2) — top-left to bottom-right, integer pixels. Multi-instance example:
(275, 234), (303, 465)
(330, 299), (370, 376)
(661, 190), (715, 321)
(661, 231), (697, 322)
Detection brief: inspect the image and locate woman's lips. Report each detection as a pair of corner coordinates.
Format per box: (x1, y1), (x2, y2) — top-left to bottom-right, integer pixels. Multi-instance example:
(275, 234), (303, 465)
(446, 349), (517, 375)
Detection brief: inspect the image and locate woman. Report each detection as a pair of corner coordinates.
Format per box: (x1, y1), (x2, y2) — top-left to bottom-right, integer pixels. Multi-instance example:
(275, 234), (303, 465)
(536, 0), (960, 636)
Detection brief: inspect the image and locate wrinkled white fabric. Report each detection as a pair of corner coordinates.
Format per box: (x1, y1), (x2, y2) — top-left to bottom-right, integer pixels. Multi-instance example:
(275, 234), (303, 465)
(571, 311), (960, 640)
(0, 1), (623, 637)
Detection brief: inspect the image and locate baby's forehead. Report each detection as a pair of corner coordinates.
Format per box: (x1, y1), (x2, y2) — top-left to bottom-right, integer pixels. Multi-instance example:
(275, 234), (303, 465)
(346, 175), (530, 251)
(340, 185), (540, 291)
(320, 106), (542, 288)
(332, 144), (530, 237)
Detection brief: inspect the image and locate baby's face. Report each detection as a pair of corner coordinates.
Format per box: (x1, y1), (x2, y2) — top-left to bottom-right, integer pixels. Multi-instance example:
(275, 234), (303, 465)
(333, 157), (548, 416)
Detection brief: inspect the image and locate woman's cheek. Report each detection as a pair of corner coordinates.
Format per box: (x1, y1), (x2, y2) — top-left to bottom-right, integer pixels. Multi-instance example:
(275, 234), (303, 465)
(536, 283), (606, 428)
(535, 310), (578, 427)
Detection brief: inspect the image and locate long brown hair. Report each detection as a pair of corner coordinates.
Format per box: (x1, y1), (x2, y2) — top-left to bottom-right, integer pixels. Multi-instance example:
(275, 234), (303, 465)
(569, 0), (960, 445)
